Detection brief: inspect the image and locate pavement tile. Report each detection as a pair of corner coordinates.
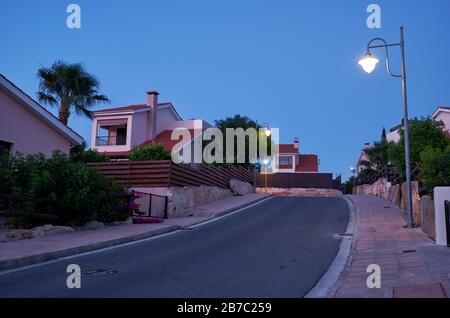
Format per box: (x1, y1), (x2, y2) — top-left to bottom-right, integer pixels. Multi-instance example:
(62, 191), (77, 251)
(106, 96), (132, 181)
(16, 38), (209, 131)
(394, 283), (446, 298)
(332, 195), (450, 298)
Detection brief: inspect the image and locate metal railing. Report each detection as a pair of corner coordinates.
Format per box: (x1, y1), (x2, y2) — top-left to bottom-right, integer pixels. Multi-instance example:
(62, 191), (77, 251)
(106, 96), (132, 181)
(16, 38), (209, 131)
(0, 194), (57, 223)
(130, 190), (168, 218)
(96, 135), (127, 146)
(356, 164), (421, 186)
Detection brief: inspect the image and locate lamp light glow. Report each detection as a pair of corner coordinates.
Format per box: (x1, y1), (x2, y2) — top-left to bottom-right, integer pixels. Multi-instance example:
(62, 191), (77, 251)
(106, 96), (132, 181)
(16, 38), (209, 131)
(264, 128), (272, 137)
(358, 53), (379, 73)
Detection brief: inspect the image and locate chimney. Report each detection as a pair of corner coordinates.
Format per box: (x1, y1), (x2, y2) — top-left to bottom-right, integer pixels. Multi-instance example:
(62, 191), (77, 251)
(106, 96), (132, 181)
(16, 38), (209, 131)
(364, 142), (371, 149)
(293, 137), (299, 150)
(146, 90), (159, 107)
(147, 90), (159, 140)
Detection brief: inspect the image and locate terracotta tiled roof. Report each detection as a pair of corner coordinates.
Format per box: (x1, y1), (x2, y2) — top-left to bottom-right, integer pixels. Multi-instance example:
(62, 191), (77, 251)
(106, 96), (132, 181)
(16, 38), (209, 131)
(279, 144), (298, 154)
(296, 154), (319, 172)
(140, 129), (202, 152)
(98, 151), (131, 158)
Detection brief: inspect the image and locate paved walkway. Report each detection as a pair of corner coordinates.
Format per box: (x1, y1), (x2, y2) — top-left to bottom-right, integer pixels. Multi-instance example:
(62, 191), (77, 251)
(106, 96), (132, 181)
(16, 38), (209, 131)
(0, 193), (270, 271)
(333, 195), (450, 298)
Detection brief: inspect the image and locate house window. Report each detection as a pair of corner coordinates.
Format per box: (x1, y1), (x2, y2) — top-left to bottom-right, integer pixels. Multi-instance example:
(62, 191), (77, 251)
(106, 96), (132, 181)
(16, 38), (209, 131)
(279, 156), (293, 166)
(0, 140), (12, 155)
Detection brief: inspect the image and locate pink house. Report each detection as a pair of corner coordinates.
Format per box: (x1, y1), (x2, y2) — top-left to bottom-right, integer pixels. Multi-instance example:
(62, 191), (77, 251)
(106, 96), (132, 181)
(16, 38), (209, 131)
(0, 73), (83, 156)
(91, 91), (211, 158)
(276, 138), (319, 173)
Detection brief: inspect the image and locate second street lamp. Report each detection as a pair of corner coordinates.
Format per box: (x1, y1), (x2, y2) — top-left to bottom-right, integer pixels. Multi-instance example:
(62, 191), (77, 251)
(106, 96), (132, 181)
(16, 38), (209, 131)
(358, 26), (414, 228)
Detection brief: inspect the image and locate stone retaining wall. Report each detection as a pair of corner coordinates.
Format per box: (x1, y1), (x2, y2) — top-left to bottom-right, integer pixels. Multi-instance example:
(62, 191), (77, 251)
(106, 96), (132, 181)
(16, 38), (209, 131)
(256, 187), (342, 197)
(353, 179), (436, 240)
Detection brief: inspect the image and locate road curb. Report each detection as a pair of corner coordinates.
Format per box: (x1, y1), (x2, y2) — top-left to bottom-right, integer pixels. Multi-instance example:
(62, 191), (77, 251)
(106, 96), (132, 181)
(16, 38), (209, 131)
(0, 194), (272, 272)
(304, 195), (357, 298)
(0, 225), (181, 272)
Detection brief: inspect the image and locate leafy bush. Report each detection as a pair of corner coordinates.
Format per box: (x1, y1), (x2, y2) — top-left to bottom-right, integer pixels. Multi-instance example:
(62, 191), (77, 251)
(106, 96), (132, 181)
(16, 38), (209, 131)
(387, 118), (449, 176)
(419, 145), (450, 192)
(128, 143), (171, 161)
(0, 152), (130, 227)
(69, 141), (110, 163)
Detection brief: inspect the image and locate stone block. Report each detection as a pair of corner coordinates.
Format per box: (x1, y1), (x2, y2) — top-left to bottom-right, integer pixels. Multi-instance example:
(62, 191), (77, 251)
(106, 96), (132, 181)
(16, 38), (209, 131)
(420, 195), (436, 240)
(229, 179), (254, 196)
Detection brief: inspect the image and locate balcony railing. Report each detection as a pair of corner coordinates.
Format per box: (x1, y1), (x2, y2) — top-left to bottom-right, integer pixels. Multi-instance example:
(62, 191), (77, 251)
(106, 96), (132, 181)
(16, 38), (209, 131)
(96, 135), (127, 146)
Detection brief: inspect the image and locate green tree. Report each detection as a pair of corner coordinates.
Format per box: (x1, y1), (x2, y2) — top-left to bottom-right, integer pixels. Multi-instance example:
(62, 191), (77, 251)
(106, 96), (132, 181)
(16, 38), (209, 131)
(69, 141), (110, 163)
(0, 152), (129, 227)
(214, 114), (270, 165)
(387, 118), (449, 176)
(343, 176), (356, 194)
(128, 143), (171, 161)
(37, 61), (109, 125)
(420, 145), (450, 192)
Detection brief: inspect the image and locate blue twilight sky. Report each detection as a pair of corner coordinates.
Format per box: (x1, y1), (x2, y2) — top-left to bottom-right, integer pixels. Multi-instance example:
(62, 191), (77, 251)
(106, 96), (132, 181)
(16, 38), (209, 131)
(1, 0), (450, 180)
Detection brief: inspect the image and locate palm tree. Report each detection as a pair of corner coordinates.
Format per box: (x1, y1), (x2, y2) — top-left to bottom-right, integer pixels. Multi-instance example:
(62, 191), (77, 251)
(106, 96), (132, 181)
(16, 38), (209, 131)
(37, 61), (109, 125)
(363, 127), (390, 171)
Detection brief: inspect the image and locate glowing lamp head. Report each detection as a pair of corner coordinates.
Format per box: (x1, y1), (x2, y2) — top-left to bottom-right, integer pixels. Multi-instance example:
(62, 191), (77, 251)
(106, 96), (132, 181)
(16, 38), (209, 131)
(358, 52), (379, 74)
(262, 158), (270, 166)
(264, 128), (272, 137)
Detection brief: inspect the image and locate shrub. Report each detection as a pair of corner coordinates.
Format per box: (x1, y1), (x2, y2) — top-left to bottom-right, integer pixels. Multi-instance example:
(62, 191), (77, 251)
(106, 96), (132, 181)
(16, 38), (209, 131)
(420, 145), (450, 193)
(0, 151), (130, 227)
(387, 118), (449, 176)
(128, 143), (171, 161)
(69, 142), (109, 163)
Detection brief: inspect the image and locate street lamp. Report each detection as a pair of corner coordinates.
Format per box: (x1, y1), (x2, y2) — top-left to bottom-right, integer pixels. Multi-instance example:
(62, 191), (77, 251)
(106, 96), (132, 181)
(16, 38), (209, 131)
(262, 158), (270, 192)
(261, 123), (272, 137)
(358, 26), (413, 228)
(350, 166), (357, 192)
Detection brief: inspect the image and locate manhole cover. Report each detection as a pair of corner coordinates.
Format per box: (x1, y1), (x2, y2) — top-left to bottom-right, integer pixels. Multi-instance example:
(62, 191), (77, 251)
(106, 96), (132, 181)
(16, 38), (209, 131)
(81, 269), (117, 277)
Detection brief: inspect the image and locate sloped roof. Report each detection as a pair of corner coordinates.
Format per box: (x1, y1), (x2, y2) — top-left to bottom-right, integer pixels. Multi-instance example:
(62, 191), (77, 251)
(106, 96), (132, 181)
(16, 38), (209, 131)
(279, 144), (299, 154)
(0, 73), (83, 145)
(94, 102), (173, 113)
(140, 129), (202, 152)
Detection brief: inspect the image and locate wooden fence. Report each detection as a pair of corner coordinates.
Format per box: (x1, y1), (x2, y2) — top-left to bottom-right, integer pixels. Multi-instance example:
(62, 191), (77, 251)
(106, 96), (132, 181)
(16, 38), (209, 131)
(87, 160), (252, 189)
(255, 172), (337, 189)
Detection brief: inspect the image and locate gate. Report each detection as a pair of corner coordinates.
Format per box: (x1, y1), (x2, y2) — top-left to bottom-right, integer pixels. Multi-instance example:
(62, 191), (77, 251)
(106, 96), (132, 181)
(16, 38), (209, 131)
(131, 190), (168, 219)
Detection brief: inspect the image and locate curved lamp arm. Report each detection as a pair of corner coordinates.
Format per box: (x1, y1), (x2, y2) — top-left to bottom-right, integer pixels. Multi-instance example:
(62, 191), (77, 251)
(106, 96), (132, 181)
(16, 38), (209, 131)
(366, 38), (402, 78)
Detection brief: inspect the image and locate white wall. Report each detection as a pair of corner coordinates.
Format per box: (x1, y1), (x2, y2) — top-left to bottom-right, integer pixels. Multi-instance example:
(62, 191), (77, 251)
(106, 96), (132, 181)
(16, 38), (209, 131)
(434, 187), (450, 246)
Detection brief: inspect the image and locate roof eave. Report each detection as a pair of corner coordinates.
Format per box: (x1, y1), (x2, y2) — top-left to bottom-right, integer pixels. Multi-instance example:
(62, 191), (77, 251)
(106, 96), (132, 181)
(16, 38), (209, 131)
(0, 74), (83, 145)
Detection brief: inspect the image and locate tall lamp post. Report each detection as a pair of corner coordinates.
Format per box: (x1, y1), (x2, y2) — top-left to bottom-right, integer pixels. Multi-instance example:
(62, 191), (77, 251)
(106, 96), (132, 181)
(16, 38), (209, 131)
(350, 166), (357, 192)
(358, 26), (413, 228)
(262, 158), (270, 192)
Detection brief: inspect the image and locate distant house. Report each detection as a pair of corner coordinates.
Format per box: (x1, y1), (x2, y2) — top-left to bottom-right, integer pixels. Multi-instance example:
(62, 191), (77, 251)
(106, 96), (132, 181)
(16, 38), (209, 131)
(356, 142), (372, 173)
(0, 73), (83, 156)
(91, 90), (211, 158)
(275, 138), (319, 173)
(387, 106), (450, 143)
(431, 106), (450, 136)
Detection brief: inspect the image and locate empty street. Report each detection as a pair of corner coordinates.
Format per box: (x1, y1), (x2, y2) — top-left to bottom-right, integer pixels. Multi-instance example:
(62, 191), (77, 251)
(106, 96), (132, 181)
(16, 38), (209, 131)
(0, 197), (349, 298)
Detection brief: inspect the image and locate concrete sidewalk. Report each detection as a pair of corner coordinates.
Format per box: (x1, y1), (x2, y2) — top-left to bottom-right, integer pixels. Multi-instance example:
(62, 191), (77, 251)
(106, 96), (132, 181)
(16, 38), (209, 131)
(333, 195), (450, 298)
(0, 193), (270, 271)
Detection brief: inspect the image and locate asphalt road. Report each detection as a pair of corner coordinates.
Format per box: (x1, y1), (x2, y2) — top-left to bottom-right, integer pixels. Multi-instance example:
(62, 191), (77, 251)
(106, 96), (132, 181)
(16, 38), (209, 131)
(0, 196), (349, 298)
